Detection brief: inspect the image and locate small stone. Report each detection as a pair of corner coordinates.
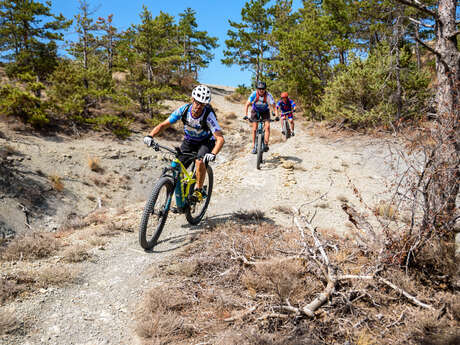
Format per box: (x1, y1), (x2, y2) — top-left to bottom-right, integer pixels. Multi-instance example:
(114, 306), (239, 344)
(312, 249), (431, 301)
(282, 161), (294, 169)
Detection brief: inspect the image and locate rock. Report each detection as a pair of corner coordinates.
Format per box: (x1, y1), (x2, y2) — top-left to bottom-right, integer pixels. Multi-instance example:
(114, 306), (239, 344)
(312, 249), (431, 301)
(109, 150), (121, 159)
(282, 161), (295, 170)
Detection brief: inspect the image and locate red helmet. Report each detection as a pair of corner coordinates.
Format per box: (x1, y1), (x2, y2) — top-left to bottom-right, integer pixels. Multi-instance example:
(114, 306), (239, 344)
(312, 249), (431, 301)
(281, 92), (288, 98)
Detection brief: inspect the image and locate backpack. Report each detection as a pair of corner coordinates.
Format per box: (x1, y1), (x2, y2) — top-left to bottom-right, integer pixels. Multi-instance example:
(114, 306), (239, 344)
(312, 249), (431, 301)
(180, 103), (216, 132)
(255, 91), (267, 104)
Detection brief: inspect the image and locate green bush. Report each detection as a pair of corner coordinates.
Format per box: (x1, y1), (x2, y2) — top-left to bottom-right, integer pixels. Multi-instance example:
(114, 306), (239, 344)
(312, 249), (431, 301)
(86, 114), (132, 139)
(0, 84), (49, 127)
(317, 45), (431, 128)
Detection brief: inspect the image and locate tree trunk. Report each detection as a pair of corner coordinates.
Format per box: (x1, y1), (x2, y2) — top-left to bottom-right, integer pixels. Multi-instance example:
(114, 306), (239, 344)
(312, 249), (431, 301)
(415, 23), (421, 70)
(434, 0), (460, 117)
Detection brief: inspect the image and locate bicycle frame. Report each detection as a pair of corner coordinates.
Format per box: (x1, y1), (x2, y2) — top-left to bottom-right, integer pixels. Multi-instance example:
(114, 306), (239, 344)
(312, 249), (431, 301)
(255, 112), (265, 150)
(170, 158), (196, 209)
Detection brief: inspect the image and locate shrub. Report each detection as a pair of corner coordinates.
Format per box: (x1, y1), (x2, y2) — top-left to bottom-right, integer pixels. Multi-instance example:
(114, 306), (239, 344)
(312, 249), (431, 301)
(317, 44), (431, 128)
(0, 84), (49, 127)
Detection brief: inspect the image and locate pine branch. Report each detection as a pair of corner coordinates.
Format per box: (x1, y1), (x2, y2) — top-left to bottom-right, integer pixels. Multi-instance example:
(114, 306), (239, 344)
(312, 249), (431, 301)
(407, 17), (434, 28)
(395, 0), (437, 18)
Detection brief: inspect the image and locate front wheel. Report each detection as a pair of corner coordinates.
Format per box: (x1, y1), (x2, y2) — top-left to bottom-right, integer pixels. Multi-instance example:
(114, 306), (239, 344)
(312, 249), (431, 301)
(256, 131), (264, 170)
(283, 118), (291, 140)
(139, 176), (174, 250)
(185, 165), (213, 225)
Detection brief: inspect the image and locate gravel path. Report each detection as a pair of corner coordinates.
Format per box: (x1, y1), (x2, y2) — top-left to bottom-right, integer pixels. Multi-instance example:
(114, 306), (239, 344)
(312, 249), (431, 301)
(1, 85), (394, 345)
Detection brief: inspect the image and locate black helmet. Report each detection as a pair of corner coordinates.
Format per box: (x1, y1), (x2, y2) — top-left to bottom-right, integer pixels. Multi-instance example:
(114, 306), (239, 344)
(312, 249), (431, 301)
(256, 81), (266, 90)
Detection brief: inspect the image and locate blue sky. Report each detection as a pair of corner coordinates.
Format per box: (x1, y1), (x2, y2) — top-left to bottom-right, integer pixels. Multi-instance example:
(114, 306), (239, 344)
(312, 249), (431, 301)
(50, 0), (303, 88)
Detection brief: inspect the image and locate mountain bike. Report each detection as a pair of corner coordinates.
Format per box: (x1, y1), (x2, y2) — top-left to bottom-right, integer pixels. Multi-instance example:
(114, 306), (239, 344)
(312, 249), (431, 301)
(280, 110), (293, 141)
(139, 142), (213, 250)
(253, 110), (266, 170)
(244, 111), (278, 170)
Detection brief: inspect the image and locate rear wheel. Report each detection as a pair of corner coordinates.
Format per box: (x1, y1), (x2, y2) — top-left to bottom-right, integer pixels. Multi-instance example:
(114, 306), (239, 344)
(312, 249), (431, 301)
(139, 176), (174, 250)
(185, 165), (213, 225)
(256, 130), (263, 170)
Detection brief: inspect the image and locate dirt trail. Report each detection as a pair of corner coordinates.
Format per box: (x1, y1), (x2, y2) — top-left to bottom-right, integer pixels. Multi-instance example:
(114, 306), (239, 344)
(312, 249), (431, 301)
(0, 86), (393, 345)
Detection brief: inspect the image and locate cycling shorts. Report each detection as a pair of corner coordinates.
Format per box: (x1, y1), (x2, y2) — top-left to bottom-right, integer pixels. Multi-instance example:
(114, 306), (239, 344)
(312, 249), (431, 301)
(179, 139), (215, 168)
(281, 112), (294, 120)
(249, 109), (270, 122)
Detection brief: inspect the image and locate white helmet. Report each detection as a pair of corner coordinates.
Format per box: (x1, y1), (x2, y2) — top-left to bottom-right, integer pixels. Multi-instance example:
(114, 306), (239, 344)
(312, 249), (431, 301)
(192, 85), (211, 104)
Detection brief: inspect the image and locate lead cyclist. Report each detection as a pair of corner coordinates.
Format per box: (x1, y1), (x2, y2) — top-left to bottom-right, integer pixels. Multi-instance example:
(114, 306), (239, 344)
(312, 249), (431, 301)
(143, 85), (225, 199)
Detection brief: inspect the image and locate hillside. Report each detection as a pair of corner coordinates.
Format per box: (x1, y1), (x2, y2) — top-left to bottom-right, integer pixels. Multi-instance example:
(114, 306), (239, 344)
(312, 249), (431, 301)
(1, 86), (456, 345)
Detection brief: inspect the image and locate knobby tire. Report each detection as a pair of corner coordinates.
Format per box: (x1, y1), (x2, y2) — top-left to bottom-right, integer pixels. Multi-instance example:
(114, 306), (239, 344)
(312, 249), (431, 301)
(185, 165), (214, 225)
(139, 176), (174, 250)
(256, 131), (263, 170)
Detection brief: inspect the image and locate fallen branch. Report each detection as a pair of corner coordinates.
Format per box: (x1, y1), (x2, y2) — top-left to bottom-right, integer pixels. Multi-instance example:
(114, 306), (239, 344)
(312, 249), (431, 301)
(338, 274), (435, 310)
(224, 305), (257, 322)
(378, 277), (435, 310)
(292, 207), (337, 317)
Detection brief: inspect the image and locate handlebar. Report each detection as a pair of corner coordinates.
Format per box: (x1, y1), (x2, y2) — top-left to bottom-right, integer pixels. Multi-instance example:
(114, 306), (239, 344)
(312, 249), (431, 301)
(242, 115), (279, 122)
(150, 142), (196, 159)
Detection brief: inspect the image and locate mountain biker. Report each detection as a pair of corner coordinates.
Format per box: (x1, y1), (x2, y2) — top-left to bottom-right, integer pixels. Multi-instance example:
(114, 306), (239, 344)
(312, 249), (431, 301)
(244, 81), (276, 154)
(143, 85), (224, 198)
(276, 92), (296, 136)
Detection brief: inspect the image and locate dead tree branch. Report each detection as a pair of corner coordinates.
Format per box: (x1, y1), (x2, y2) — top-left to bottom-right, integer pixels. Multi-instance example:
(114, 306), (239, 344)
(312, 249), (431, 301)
(292, 207), (337, 317)
(395, 0), (437, 18)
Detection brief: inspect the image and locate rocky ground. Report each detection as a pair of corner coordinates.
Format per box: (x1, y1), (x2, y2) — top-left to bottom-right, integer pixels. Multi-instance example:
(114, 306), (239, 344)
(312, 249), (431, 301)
(0, 85), (397, 344)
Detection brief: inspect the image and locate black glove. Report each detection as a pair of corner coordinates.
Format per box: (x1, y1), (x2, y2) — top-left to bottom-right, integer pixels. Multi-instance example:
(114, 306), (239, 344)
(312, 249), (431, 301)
(243, 115), (249, 120)
(143, 135), (154, 147)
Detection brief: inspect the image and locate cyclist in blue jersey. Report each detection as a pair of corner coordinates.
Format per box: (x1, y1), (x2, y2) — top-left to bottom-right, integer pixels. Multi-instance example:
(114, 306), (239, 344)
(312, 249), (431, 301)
(244, 81), (277, 154)
(143, 85), (225, 196)
(276, 92), (296, 136)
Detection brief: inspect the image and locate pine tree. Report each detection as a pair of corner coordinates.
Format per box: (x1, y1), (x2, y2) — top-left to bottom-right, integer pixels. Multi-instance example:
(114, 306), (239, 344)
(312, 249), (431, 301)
(131, 7), (182, 117)
(177, 8), (218, 80)
(222, 0), (273, 83)
(97, 14), (118, 73)
(0, 0), (71, 83)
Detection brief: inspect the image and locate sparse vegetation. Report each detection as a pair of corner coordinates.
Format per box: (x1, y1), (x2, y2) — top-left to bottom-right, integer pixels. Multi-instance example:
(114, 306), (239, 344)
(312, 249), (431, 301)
(0, 232), (60, 261)
(0, 308), (20, 335)
(49, 174), (64, 192)
(135, 215), (459, 345)
(62, 244), (91, 263)
(88, 157), (103, 173)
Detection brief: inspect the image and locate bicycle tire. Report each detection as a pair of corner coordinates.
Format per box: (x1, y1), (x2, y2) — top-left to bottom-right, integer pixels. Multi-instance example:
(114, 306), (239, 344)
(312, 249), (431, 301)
(185, 165), (214, 225)
(139, 176), (174, 250)
(284, 119), (291, 140)
(256, 131), (263, 170)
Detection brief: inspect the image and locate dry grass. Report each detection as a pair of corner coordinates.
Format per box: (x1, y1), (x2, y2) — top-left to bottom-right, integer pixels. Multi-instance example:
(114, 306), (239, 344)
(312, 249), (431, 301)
(49, 174), (64, 192)
(34, 265), (79, 286)
(375, 201), (397, 220)
(226, 112), (237, 120)
(232, 209), (267, 223)
(273, 205), (292, 215)
(88, 156), (104, 173)
(61, 244), (91, 263)
(0, 232), (61, 261)
(135, 217), (460, 345)
(0, 308), (20, 335)
(1, 265), (78, 304)
(0, 277), (26, 304)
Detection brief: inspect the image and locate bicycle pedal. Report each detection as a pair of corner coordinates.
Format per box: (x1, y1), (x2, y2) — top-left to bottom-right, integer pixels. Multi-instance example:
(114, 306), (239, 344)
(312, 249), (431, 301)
(171, 207), (185, 214)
